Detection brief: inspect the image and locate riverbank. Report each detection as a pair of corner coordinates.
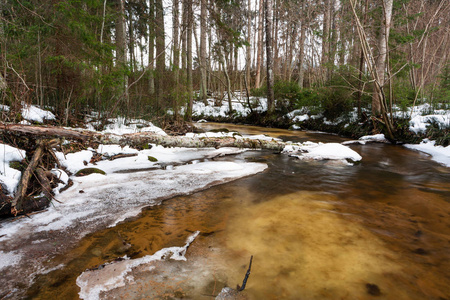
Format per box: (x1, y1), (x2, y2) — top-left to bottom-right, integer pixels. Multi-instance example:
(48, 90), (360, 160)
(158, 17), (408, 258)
(189, 97), (449, 146)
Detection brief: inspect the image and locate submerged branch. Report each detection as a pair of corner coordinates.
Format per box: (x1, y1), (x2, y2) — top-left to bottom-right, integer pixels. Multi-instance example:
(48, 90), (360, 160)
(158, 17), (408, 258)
(237, 255), (253, 291)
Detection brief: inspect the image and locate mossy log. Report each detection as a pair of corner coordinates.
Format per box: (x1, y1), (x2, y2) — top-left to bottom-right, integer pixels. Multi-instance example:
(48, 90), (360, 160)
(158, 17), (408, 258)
(0, 123), (286, 151)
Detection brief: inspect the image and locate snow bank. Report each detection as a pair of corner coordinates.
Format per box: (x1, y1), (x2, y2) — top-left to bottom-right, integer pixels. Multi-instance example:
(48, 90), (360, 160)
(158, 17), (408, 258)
(0, 144), (26, 194)
(187, 97), (268, 118)
(404, 140), (450, 167)
(283, 142), (362, 163)
(185, 131), (281, 142)
(76, 231), (200, 300)
(185, 131), (239, 138)
(55, 150), (94, 174)
(0, 159), (267, 243)
(85, 116), (167, 136)
(21, 104), (56, 123)
(343, 134), (390, 145)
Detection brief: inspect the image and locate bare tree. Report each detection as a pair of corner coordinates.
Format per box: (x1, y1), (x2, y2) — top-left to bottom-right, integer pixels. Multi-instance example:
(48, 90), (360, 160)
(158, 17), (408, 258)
(115, 0), (129, 109)
(199, 0), (208, 104)
(155, 0), (165, 104)
(148, 0), (155, 96)
(0, 0), (7, 94)
(265, 0), (274, 113)
(185, 0), (193, 120)
(172, 0), (180, 116)
(255, 0), (264, 89)
(246, 0), (252, 91)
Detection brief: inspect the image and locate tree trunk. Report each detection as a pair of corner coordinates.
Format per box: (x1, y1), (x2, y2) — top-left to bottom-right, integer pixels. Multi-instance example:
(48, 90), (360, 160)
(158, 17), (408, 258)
(297, 1), (306, 88)
(200, 0), (208, 104)
(181, 0), (187, 71)
(265, 0), (275, 113)
(321, 0), (331, 83)
(255, 0), (264, 89)
(372, 0), (394, 116)
(185, 0), (193, 121)
(148, 0), (155, 96)
(115, 0), (129, 110)
(246, 0), (252, 91)
(155, 0), (166, 105)
(172, 0), (180, 117)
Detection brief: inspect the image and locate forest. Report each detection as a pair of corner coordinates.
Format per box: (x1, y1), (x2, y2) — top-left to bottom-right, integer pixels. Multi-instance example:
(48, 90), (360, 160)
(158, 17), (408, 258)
(0, 0), (448, 140)
(1, 1), (450, 299)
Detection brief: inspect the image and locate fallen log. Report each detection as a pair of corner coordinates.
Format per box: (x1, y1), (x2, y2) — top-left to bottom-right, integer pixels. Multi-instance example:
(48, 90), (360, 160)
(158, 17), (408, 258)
(0, 123), (92, 141)
(0, 123), (286, 151)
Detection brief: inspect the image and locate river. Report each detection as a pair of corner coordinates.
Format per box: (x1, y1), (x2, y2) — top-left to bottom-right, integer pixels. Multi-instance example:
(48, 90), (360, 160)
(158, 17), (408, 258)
(16, 124), (450, 299)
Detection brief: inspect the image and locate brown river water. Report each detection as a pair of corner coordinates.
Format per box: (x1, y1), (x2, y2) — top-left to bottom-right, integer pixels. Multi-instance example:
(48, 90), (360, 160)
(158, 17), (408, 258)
(23, 124), (450, 299)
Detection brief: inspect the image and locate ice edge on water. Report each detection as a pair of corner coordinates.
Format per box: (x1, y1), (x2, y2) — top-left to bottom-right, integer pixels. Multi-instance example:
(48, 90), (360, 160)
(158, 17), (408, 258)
(76, 231), (200, 300)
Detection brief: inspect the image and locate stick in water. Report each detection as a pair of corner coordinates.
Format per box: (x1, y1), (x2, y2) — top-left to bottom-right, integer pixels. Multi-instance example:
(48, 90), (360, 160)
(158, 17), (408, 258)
(237, 255), (253, 291)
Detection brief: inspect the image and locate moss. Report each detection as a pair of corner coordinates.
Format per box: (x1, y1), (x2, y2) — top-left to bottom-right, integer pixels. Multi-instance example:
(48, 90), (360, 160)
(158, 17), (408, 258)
(75, 168), (106, 177)
(147, 156), (158, 162)
(9, 161), (25, 172)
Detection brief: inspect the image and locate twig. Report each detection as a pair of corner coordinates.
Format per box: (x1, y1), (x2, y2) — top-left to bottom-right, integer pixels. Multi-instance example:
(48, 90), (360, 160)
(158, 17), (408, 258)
(237, 255), (253, 291)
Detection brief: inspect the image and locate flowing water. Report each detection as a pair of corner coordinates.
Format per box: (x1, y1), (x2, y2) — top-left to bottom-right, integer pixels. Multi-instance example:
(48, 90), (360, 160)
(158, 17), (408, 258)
(24, 124), (450, 299)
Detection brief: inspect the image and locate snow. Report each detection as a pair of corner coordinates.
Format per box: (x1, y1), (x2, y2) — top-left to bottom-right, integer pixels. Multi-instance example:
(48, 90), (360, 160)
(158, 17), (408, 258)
(404, 140), (450, 167)
(0, 138), (267, 294)
(55, 150), (94, 174)
(186, 97), (268, 118)
(283, 142), (362, 163)
(0, 251), (22, 271)
(21, 104), (56, 123)
(343, 134), (390, 145)
(185, 131), (238, 138)
(87, 116), (167, 136)
(0, 152), (267, 241)
(76, 231), (200, 300)
(50, 169), (70, 195)
(0, 144), (26, 194)
(360, 134), (389, 143)
(409, 114), (450, 134)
